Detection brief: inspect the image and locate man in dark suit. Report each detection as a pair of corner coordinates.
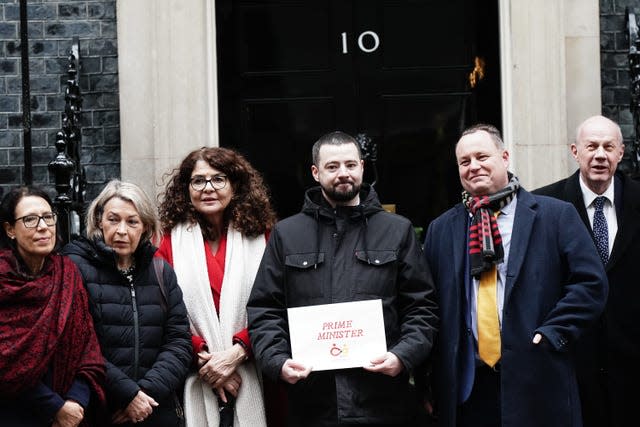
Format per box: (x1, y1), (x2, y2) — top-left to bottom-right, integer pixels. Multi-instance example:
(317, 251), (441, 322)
(424, 124), (608, 427)
(535, 115), (640, 427)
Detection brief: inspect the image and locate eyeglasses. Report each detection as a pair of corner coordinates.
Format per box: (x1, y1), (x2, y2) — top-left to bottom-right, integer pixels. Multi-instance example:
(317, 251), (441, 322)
(190, 175), (228, 191)
(15, 212), (57, 228)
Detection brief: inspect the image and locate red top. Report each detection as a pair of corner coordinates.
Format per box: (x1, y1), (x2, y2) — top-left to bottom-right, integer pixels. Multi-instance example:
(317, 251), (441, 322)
(156, 233), (251, 357)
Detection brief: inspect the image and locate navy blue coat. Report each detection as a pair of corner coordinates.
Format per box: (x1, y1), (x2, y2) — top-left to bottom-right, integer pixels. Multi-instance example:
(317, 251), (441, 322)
(535, 171), (640, 426)
(424, 188), (608, 427)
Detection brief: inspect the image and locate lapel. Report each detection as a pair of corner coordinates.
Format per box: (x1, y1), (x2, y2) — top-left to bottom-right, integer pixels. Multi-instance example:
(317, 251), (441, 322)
(504, 189), (537, 306)
(564, 171), (591, 233)
(450, 204), (469, 286)
(608, 174), (640, 269)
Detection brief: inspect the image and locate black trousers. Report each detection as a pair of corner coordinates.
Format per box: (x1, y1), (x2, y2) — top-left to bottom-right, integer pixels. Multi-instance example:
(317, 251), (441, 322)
(457, 364), (501, 427)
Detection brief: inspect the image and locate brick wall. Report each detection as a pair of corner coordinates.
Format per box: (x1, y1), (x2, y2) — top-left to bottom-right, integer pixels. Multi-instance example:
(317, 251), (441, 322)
(0, 0), (119, 199)
(601, 0), (638, 174)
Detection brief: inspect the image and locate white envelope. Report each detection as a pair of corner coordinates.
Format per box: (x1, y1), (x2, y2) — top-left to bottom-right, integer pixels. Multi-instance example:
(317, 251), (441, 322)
(287, 299), (387, 371)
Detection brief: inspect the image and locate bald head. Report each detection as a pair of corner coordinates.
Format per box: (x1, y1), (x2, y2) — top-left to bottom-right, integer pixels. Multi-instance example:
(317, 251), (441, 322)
(576, 115), (622, 145)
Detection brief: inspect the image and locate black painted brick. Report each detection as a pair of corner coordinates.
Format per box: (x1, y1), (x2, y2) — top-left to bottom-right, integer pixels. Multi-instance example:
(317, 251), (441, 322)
(94, 145), (119, 163)
(79, 114), (93, 128)
(89, 73), (117, 91)
(619, 70), (630, 87)
(7, 114), (21, 129)
(4, 40), (58, 56)
(31, 165), (49, 183)
(619, 107), (633, 124)
(58, 3), (87, 19)
(44, 57), (70, 74)
(614, 32), (629, 51)
(5, 76), (20, 93)
(30, 95), (46, 111)
(601, 0), (612, 14)
(82, 127), (104, 146)
(0, 130), (20, 148)
(45, 94), (65, 111)
(31, 112), (60, 128)
(29, 58), (45, 74)
(103, 56), (117, 73)
(101, 21), (116, 38)
(0, 95), (18, 112)
(102, 93), (118, 108)
(601, 15), (625, 32)
(614, 0), (639, 13)
(0, 22), (17, 39)
(5, 4), (57, 20)
(602, 69), (617, 86)
(81, 92), (103, 109)
(88, 2), (116, 19)
(601, 32), (615, 51)
(8, 149), (23, 164)
(28, 22), (44, 39)
(103, 126), (119, 145)
(602, 89), (615, 105)
(31, 129), (48, 147)
(88, 39), (117, 56)
(46, 22), (100, 38)
(93, 110), (119, 126)
(79, 147), (93, 164)
(80, 57), (102, 74)
(0, 58), (18, 74)
(84, 164), (105, 182)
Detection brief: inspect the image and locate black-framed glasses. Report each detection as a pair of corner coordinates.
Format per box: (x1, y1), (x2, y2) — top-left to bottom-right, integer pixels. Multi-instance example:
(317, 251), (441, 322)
(190, 175), (228, 191)
(15, 212), (57, 228)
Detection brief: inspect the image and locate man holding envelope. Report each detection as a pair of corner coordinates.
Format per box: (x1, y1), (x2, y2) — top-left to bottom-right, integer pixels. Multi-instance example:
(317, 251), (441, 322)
(248, 131), (438, 426)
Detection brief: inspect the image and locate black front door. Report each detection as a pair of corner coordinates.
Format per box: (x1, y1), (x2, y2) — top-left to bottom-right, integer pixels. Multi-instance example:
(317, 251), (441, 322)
(216, 0), (501, 231)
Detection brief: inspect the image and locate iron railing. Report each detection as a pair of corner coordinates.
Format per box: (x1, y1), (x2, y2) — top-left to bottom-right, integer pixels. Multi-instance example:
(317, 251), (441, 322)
(48, 37), (86, 244)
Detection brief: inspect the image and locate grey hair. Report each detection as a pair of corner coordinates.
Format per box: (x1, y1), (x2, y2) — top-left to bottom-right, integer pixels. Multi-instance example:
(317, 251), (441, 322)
(459, 123), (505, 149)
(86, 179), (161, 245)
(311, 131), (362, 165)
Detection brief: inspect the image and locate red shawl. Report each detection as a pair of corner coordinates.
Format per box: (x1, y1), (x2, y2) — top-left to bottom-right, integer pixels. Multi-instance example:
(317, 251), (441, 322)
(0, 248), (105, 405)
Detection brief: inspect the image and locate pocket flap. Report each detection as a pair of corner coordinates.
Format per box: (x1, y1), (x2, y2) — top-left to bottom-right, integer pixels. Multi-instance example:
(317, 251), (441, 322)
(285, 252), (325, 269)
(354, 250), (397, 265)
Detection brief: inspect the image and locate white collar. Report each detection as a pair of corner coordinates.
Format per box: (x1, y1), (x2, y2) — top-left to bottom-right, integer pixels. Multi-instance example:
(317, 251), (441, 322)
(578, 175), (615, 208)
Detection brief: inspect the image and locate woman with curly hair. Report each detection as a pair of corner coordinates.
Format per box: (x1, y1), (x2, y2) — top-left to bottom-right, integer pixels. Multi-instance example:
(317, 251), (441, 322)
(157, 147), (278, 427)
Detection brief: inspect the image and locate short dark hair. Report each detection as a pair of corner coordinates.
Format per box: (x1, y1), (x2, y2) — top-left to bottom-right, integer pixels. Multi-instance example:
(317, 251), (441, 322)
(312, 131), (362, 165)
(459, 123), (505, 149)
(0, 186), (54, 249)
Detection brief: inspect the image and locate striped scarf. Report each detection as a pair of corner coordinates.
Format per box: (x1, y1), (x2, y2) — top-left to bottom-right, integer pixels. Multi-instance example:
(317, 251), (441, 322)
(462, 174), (520, 277)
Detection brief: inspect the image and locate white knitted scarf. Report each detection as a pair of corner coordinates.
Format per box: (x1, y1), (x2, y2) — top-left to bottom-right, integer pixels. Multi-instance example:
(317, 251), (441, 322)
(171, 222), (267, 427)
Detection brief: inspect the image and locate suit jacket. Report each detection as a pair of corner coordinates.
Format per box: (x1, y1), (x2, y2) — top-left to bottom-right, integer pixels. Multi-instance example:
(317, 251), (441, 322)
(424, 188), (608, 427)
(535, 171), (640, 426)
(535, 171), (640, 356)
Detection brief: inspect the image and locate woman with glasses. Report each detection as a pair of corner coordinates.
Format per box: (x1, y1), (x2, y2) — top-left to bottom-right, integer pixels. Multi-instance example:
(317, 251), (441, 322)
(157, 147), (278, 427)
(62, 180), (192, 426)
(0, 186), (105, 427)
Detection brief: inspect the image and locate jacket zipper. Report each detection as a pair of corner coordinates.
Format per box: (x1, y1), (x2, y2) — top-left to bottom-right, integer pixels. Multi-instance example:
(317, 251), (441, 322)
(130, 282), (140, 380)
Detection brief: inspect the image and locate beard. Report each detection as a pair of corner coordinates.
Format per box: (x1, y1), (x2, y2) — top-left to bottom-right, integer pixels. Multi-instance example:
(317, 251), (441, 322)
(322, 181), (361, 203)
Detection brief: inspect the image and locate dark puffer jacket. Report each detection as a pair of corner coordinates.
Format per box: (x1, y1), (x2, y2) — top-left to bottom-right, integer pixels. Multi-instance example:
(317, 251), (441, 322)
(248, 184), (438, 426)
(62, 237), (191, 426)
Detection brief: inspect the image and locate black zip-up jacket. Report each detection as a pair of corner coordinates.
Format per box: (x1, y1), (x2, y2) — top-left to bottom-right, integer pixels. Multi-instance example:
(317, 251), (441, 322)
(62, 237), (191, 425)
(248, 184), (438, 426)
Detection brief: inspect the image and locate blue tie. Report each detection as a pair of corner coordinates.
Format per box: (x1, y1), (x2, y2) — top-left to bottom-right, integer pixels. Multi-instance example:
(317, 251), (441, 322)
(592, 196), (609, 265)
